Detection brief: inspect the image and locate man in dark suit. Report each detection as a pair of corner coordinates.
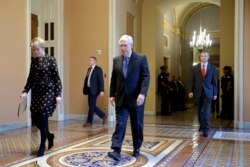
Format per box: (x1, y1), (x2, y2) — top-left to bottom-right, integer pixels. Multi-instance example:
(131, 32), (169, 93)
(170, 75), (181, 112)
(83, 56), (107, 127)
(157, 66), (171, 115)
(188, 50), (217, 137)
(108, 35), (150, 161)
(220, 66), (234, 119)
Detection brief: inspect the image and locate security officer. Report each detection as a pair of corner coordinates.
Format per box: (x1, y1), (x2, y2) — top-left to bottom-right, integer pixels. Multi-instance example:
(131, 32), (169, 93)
(220, 66), (234, 119)
(158, 66), (171, 115)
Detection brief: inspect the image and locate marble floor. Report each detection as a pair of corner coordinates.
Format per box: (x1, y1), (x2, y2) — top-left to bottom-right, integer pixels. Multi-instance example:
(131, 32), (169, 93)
(1, 108), (250, 167)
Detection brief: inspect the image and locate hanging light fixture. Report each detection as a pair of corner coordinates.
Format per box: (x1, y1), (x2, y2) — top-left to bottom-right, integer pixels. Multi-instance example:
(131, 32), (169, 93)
(190, 26), (212, 50)
(190, 16), (212, 50)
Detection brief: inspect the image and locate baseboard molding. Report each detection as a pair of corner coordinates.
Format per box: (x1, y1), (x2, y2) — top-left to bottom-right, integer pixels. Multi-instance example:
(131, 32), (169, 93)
(243, 122), (250, 129)
(64, 114), (107, 122)
(144, 110), (156, 115)
(0, 121), (27, 134)
(64, 114), (87, 121)
(65, 111), (158, 121)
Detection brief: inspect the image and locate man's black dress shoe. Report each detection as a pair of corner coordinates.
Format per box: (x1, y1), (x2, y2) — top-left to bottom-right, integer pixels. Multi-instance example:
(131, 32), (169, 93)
(132, 149), (140, 157)
(203, 131), (208, 137)
(108, 151), (121, 161)
(198, 127), (202, 132)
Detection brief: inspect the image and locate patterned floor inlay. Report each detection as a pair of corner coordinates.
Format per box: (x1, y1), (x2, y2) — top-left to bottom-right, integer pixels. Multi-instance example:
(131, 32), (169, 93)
(0, 114), (240, 167)
(213, 131), (250, 141)
(47, 149), (147, 167)
(127, 124), (201, 138)
(10, 135), (183, 167)
(188, 140), (250, 167)
(154, 139), (192, 167)
(65, 123), (109, 131)
(0, 129), (99, 159)
(0, 132), (40, 158)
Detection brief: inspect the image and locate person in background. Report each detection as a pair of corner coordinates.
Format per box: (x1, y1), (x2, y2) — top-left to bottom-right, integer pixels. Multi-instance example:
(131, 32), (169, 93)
(108, 35), (150, 161)
(158, 66), (171, 115)
(188, 50), (217, 137)
(170, 76), (181, 112)
(211, 76), (220, 115)
(83, 56), (107, 127)
(220, 66), (234, 119)
(20, 37), (62, 156)
(177, 76), (187, 111)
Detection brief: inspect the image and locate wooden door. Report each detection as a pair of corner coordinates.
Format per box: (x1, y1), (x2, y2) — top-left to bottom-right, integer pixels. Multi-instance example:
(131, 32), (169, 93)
(31, 14), (38, 39)
(31, 14), (38, 58)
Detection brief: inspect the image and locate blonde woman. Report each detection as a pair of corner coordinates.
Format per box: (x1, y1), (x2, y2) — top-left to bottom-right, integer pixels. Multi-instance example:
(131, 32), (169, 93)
(20, 37), (62, 156)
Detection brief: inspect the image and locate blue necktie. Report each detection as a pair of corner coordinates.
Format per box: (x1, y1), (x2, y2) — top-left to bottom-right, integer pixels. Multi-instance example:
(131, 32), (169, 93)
(123, 57), (129, 77)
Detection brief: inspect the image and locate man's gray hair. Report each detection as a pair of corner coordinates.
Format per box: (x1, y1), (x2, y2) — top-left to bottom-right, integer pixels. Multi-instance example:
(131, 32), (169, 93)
(119, 35), (133, 45)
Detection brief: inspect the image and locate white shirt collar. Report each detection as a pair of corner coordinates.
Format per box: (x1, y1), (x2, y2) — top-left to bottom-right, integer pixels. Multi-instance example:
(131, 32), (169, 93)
(124, 51), (132, 59)
(201, 62), (208, 66)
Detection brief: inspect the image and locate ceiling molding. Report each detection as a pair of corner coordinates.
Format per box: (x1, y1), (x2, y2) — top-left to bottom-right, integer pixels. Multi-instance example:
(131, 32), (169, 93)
(178, 2), (218, 33)
(164, 3), (219, 36)
(163, 19), (220, 40)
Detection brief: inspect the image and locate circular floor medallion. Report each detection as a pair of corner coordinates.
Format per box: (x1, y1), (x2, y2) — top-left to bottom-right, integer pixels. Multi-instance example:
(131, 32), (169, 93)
(47, 149), (148, 167)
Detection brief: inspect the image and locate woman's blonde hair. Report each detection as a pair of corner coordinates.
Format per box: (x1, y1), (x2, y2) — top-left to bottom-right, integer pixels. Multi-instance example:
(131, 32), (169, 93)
(30, 37), (45, 49)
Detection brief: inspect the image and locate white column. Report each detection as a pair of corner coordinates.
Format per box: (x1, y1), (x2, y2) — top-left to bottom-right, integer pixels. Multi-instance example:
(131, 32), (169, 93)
(234, 0), (244, 128)
(108, 0), (117, 122)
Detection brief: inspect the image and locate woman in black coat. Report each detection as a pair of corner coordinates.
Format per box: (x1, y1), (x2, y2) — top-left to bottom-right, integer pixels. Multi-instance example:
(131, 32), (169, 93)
(20, 37), (62, 156)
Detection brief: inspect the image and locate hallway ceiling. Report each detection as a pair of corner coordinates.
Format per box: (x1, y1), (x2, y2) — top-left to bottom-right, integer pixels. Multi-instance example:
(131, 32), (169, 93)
(157, 0), (220, 26)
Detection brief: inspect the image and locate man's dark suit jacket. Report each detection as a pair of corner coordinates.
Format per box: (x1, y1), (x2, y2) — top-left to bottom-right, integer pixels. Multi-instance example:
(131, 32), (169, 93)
(110, 52), (150, 107)
(189, 63), (218, 101)
(83, 66), (104, 96)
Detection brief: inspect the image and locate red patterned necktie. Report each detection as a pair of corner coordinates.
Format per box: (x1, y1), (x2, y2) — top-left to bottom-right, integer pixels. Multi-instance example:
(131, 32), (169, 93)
(202, 64), (205, 79)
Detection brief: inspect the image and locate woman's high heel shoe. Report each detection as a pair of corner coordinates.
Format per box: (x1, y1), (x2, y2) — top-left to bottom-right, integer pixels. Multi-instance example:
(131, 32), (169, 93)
(48, 133), (54, 149)
(37, 146), (45, 157)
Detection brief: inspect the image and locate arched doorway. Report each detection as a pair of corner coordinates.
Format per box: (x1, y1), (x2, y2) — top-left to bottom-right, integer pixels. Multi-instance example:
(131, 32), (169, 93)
(141, 0), (237, 128)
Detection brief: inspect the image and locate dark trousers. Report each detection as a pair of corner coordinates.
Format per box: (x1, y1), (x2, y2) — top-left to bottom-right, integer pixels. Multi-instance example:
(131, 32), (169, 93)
(87, 94), (105, 124)
(32, 114), (51, 149)
(221, 93), (234, 119)
(160, 92), (170, 115)
(211, 98), (219, 114)
(171, 93), (180, 112)
(197, 92), (212, 133)
(111, 105), (144, 152)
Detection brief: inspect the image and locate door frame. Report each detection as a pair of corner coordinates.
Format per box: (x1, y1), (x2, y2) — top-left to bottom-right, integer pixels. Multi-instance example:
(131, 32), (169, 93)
(27, 0), (65, 124)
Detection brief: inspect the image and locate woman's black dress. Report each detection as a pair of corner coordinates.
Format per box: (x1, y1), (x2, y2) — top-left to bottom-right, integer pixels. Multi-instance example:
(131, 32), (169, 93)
(23, 55), (62, 117)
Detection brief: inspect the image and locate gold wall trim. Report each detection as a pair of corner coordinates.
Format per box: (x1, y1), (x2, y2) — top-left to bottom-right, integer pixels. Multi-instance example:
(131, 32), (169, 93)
(163, 19), (181, 34)
(164, 18), (220, 39)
